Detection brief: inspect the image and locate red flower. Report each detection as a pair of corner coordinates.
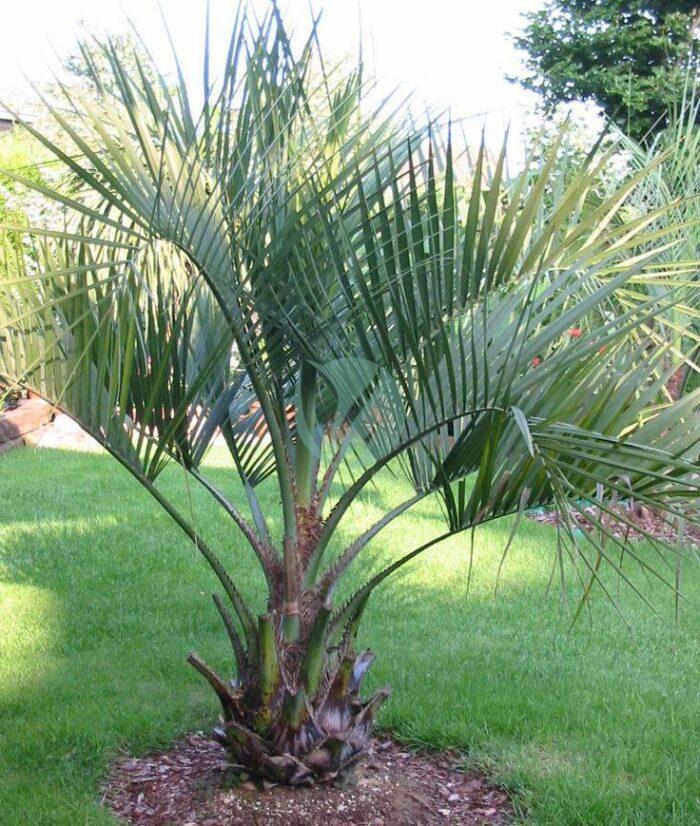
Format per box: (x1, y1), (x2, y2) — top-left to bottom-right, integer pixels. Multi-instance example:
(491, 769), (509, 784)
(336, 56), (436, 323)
(598, 344), (607, 355)
(532, 356), (541, 367)
(569, 327), (582, 339)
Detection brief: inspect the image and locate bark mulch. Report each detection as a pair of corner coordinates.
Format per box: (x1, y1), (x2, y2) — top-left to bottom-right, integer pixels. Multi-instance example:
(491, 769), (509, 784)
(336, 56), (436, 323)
(102, 733), (513, 825)
(528, 502), (700, 548)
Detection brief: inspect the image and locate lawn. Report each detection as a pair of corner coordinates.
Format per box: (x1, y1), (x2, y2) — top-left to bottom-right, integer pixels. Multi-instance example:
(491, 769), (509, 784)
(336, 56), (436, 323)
(1, 446), (698, 825)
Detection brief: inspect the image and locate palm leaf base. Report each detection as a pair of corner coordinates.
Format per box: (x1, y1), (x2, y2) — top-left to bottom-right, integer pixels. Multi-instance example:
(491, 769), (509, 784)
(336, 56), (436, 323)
(188, 649), (390, 786)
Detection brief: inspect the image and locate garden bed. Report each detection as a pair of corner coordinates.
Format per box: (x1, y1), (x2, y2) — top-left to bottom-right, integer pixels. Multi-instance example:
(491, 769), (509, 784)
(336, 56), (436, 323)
(0, 394), (54, 451)
(102, 734), (512, 825)
(528, 501), (700, 548)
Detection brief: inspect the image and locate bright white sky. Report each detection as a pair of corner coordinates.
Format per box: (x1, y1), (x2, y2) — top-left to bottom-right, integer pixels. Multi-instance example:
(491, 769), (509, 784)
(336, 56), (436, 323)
(0, 0), (547, 146)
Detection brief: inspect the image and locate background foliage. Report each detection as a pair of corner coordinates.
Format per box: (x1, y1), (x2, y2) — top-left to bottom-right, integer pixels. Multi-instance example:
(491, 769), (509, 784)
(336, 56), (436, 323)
(513, 1), (700, 140)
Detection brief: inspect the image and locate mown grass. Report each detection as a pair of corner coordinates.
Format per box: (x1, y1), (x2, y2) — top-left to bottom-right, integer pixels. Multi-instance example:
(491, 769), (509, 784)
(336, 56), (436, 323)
(1, 446), (698, 824)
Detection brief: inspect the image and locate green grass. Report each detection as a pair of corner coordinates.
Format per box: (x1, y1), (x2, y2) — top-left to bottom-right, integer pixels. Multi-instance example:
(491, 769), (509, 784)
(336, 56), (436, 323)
(1, 446), (698, 824)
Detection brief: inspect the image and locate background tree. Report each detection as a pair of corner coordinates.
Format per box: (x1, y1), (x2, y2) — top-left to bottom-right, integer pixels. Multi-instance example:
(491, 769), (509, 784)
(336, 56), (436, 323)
(512, 1), (700, 141)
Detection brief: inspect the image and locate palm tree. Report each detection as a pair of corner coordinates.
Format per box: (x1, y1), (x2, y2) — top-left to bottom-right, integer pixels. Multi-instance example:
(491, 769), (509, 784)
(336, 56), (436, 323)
(615, 80), (700, 398)
(1, 4), (698, 785)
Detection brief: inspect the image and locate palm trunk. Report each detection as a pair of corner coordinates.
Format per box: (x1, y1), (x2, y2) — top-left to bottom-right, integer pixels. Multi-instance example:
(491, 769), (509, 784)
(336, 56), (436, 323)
(188, 515), (389, 785)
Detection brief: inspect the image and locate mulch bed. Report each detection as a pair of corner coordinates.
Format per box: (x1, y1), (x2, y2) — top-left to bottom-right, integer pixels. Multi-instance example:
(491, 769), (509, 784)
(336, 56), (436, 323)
(528, 502), (700, 548)
(102, 733), (513, 825)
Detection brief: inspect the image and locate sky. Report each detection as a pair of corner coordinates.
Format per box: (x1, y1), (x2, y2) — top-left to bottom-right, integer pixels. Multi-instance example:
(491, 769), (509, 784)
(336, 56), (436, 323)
(0, 0), (547, 147)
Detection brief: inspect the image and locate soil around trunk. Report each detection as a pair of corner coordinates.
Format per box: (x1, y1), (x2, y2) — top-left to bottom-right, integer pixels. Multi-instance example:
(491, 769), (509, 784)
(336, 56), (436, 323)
(102, 733), (513, 825)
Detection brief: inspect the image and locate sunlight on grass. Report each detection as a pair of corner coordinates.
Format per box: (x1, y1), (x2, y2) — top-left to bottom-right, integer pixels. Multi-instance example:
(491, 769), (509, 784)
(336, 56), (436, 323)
(0, 583), (62, 701)
(1, 514), (121, 539)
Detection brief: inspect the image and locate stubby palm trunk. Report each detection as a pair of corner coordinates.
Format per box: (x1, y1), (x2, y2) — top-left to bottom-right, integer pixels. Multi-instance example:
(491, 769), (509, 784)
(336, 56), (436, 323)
(187, 509), (389, 785)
